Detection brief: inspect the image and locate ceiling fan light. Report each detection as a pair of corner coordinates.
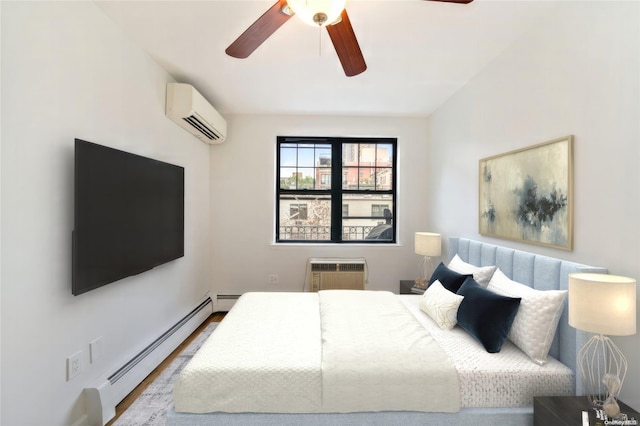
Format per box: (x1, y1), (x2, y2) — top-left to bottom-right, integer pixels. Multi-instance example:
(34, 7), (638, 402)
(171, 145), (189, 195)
(286, 0), (347, 27)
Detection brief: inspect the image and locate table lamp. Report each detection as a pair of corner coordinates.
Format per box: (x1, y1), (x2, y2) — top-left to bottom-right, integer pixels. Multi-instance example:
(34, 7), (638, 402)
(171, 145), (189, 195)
(568, 273), (637, 417)
(414, 232), (441, 288)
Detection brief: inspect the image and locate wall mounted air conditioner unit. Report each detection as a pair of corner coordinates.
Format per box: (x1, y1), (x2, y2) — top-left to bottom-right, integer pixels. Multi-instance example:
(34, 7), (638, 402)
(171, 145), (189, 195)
(165, 83), (227, 144)
(307, 258), (366, 291)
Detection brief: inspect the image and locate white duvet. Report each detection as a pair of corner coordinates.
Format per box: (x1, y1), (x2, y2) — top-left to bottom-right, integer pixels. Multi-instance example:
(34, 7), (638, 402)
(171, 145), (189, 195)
(320, 290), (460, 412)
(173, 291), (460, 414)
(173, 292), (323, 413)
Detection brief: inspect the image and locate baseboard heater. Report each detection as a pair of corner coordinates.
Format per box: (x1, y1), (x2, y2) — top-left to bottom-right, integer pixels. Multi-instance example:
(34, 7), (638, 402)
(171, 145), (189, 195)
(85, 296), (213, 426)
(216, 294), (240, 312)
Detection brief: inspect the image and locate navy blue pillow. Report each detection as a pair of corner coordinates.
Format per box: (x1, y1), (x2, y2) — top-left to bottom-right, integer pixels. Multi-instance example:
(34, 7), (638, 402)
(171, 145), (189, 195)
(456, 277), (521, 353)
(428, 262), (472, 293)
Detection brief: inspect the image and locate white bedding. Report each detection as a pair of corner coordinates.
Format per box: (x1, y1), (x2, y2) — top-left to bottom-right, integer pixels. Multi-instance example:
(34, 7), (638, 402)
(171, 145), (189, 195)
(174, 291), (574, 415)
(173, 292), (322, 413)
(174, 291), (460, 414)
(319, 290), (459, 413)
(399, 295), (575, 407)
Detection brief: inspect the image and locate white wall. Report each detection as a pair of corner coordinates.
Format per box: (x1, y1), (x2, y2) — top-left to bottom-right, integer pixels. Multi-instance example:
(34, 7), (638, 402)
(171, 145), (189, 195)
(428, 1), (640, 410)
(0, 2), (211, 425)
(210, 114), (432, 295)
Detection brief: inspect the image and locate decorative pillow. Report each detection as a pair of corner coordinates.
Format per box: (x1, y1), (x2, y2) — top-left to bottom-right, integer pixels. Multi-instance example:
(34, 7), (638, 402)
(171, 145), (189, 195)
(487, 269), (568, 365)
(447, 254), (497, 287)
(419, 280), (465, 330)
(456, 277), (521, 353)
(428, 262), (472, 293)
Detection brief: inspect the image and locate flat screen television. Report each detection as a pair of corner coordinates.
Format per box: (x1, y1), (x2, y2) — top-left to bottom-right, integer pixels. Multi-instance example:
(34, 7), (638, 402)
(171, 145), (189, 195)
(72, 139), (184, 296)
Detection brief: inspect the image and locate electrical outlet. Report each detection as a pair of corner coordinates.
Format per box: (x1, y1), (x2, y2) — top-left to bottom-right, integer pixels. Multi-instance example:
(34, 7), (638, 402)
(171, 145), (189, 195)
(268, 274), (279, 284)
(67, 351), (82, 381)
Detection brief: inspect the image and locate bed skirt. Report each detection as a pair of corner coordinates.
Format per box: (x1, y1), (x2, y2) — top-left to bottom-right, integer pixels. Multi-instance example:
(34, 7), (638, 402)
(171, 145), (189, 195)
(166, 406), (533, 426)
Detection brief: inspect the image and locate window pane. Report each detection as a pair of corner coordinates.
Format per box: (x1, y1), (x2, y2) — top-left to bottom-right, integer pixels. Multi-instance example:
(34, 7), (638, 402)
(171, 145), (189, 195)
(316, 146), (332, 190)
(280, 143), (333, 190)
(341, 194), (393, 240)
(342, 143), (359, 165)
(316, 148), (331, 166)
(280, 146), (297, 167)
(359, 144), (376, 166)
(318, 171), (331, 189)
(281, 168), (317, 190)
(376, 144), (393, 166)
(297, 167), (315, 189)
(279, 168), (298, 189)
(298, 147), (315, 167)
(358, 169), (375, 189)
(343, 167), (359, 190)
(279, 194), (331, 241)
(289, 203), (308, 220)
(342, 143), (393, 191)
(375, 167), (393, 190)
(342, 218), (393, 241)
(371, 204), (390, 217)
(343, 194), (393, 215)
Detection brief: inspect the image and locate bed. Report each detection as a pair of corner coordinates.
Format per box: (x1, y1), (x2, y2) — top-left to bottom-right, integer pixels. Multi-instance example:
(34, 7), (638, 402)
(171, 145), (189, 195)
(166, 237), (607, 425)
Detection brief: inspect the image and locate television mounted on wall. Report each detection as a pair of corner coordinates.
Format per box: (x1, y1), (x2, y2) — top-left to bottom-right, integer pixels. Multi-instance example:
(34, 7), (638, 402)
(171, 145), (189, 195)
(72, 139), (184, 295)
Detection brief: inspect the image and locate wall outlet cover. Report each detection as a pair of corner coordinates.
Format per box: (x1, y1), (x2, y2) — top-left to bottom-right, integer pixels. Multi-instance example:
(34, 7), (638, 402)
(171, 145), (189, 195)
(67, 351), (82, 381)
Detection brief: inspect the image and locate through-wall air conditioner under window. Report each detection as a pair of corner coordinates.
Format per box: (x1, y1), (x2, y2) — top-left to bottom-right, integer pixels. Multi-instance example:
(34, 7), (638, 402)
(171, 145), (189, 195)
(277, 137), (397, 243)
(307, 258), (367, 291)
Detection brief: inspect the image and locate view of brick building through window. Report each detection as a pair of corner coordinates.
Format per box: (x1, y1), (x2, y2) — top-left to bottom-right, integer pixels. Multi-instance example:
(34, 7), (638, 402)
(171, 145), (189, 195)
(277, 139), (396, 242)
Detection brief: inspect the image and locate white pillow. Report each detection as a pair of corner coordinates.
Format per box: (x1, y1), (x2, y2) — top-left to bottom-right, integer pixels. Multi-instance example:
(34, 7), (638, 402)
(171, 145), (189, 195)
(448, 254), (497, 287)
(487, 269), (567, 365)
(419, 280), (465, 330)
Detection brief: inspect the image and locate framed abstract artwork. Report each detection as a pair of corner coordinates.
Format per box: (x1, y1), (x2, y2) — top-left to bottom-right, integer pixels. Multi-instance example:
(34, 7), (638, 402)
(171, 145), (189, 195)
(479, 136), (574, 250)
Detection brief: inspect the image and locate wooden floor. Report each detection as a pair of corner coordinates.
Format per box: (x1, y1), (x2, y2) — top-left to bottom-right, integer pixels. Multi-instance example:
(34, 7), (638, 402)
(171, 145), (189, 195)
(106, 311), (227, 426)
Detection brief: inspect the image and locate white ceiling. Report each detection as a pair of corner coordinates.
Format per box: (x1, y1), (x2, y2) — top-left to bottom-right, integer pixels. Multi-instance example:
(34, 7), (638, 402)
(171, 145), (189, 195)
(96, 0), (556, 117)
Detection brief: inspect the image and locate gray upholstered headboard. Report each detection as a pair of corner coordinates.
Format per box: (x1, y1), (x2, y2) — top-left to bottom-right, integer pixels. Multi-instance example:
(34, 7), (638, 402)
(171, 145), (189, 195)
(448, 237), (607, 395)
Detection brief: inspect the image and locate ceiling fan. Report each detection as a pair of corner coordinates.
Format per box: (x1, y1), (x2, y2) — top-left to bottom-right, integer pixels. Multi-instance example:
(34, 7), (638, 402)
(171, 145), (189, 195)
(225, 0), (474, 77)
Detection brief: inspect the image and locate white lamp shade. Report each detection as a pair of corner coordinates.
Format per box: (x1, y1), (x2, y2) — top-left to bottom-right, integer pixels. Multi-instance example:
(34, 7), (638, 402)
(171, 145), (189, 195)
(286, 0), (346, 27)
(414, 232), (441, 257)
(569, 273), (637, 336)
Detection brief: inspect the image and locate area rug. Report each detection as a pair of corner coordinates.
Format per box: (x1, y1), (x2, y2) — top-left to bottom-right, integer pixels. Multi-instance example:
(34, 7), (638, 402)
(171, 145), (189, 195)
(113, 322), (218, 426)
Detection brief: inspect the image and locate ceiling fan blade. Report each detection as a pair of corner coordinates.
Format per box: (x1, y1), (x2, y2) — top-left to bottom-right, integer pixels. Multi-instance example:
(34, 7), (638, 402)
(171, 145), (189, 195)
(225, 0), (292, 59)
(425, 0), (474, 4)
(326, 10), (367, 77)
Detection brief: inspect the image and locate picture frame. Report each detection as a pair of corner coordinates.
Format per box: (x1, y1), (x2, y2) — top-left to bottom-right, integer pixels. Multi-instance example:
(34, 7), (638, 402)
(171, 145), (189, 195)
(479, 135), (573, 250)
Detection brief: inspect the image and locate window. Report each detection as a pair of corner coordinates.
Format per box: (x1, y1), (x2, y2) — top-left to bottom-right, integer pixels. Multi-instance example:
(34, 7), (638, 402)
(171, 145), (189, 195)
(277, 137), (397, 243)
(371, 204), (390, 218)
(290, 203), (308, 220)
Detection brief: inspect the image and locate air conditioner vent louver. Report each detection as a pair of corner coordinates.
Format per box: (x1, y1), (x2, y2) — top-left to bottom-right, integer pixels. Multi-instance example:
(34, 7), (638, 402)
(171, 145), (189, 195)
(311, 263), (365, 272)
(183, 115), (221, 141)
(337, 263), (365, 272)
(308, 258), (366, 292)
(311, 263), (337, 272)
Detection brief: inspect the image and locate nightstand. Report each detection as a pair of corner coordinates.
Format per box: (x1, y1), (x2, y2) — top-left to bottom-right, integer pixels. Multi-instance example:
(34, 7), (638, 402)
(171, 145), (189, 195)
(534, 396), (639, 426)
(399, 280), (425, 295)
